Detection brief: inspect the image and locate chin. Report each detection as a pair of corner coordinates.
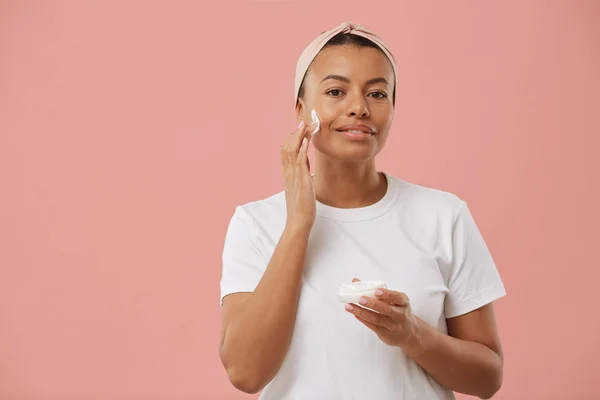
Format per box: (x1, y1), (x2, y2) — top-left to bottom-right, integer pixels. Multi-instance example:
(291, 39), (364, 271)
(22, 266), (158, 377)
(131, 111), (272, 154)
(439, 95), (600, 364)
(323, 145), (383, 163)
(319, 133), (386, 162)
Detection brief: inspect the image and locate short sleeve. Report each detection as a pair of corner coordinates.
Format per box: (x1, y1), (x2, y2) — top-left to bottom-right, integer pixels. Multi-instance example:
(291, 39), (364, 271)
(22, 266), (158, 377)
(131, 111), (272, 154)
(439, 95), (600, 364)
(219, 206), (267, 305)
(444, 200), (506, 318)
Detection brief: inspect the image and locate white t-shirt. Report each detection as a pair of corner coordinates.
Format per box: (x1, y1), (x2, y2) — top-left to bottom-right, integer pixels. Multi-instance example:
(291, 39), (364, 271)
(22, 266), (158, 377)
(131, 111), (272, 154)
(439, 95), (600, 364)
(220, 172), (506, 400)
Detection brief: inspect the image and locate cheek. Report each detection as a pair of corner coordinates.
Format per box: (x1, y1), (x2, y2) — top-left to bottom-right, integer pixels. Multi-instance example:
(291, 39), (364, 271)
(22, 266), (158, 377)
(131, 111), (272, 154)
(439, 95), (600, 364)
(377, 111), (394, 133)
(386, 112), (394, 126)
(311, 97), (345, 125)
(320, 115), (337, 132)
(312, 107), (343, 133)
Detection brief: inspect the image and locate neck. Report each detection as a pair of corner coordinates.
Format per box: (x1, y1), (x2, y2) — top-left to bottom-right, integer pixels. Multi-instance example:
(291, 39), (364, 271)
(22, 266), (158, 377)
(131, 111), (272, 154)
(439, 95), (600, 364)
(312, 158), (387, 209)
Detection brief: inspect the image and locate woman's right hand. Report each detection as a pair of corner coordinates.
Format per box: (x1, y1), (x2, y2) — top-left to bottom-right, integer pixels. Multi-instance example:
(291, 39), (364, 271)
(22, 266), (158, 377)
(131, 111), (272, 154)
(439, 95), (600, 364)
(281, 120), (316, 233)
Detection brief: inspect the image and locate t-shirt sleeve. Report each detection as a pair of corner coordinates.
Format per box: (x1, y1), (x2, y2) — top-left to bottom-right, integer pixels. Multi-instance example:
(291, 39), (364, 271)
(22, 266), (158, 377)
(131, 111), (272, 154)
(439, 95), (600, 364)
(219, 206), (267, 305)
(444, 200), (506, 318)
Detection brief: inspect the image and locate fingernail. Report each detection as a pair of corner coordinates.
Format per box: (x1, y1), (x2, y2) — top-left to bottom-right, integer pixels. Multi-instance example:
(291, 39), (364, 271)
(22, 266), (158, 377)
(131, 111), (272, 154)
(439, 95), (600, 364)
(298, 120), (305, 129)
(345, 303), (354, 311)
(302, 137), (307, 146)
(375, 289), (384, 296)
(358, 297), (368, 305)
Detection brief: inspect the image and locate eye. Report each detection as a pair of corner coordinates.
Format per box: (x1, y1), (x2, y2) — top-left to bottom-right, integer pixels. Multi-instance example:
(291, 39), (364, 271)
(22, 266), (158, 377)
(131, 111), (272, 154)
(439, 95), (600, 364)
(369, 91), (388, 99)
(326, 89), (344, 97)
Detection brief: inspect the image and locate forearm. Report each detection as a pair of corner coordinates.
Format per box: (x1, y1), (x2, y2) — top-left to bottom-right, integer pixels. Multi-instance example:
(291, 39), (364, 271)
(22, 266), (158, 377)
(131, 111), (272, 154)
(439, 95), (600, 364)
(221, 225), (310, 389)
(403, 318), (503, 399)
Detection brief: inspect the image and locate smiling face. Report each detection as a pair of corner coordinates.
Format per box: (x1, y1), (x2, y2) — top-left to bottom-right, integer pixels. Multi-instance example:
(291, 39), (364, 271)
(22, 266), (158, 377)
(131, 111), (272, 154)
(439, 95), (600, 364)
(296, 44), (395, 163)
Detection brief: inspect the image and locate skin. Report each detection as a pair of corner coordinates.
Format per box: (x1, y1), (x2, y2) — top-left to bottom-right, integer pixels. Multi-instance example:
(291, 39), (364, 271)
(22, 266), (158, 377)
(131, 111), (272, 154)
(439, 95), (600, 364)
(296, 45), (395, 209)
(346, 278), (503, 399)
(220, 44), (503, 399)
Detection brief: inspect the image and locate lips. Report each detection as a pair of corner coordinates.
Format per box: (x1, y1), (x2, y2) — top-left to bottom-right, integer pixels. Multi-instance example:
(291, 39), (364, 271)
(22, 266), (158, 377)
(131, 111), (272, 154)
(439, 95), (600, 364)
(338, 129), (372, 135)
(335, 124), (375, 134)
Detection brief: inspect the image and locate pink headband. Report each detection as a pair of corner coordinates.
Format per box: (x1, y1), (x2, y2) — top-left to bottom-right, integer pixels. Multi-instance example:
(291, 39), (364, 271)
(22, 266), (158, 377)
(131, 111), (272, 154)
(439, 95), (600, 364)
(294, 21), (397, 105)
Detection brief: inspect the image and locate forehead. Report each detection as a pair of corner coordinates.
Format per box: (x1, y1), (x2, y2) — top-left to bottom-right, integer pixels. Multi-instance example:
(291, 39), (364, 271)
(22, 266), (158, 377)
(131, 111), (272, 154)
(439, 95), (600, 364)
(308, 45), (394, 84)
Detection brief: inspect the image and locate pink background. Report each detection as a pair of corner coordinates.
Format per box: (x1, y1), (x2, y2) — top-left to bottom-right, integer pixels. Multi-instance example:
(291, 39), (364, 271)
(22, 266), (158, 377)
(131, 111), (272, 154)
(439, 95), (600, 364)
(1, 1), (599, 399)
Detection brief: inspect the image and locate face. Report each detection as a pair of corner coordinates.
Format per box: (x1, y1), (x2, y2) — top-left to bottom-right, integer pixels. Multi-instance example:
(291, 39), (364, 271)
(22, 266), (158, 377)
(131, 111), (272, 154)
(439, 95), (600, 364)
(296, 45), (395, 163)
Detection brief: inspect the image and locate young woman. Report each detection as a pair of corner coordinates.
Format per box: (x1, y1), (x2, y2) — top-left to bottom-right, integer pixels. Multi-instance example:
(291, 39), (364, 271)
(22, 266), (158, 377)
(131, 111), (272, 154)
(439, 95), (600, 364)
(218, 22), (506, 400)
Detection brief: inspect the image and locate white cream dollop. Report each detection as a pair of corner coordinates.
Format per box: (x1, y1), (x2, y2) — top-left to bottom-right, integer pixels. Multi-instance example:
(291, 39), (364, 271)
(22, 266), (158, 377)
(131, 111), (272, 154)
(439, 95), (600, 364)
(310, 109), (320, 136)
(336, 280), (387, 304)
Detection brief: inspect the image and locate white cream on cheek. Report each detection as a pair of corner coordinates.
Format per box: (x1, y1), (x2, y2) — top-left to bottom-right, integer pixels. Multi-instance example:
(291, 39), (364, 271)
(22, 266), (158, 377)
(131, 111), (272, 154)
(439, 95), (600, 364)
(310, 109), (320, 136)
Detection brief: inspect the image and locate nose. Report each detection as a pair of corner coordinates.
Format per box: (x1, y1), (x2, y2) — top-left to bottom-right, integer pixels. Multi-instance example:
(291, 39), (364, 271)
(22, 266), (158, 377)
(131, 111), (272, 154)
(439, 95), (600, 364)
(345, 91), (370, 118)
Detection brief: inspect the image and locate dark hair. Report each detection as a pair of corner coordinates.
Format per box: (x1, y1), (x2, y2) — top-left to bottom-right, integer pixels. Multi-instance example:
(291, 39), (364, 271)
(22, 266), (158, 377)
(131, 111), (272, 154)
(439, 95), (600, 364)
(297, 32), (396, 106)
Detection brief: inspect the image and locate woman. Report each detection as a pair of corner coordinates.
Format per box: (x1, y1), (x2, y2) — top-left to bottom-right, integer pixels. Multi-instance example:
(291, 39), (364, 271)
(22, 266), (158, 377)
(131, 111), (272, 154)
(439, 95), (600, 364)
(218, 22), (506, 400)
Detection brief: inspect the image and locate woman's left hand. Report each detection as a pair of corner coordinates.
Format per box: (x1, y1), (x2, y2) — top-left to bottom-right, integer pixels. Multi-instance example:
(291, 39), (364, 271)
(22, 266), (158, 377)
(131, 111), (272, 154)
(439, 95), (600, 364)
(345, 278), (420, 349)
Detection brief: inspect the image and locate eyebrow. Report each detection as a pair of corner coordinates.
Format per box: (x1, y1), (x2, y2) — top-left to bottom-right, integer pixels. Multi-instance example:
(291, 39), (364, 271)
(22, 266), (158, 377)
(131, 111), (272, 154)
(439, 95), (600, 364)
(320, 74), (390, 86)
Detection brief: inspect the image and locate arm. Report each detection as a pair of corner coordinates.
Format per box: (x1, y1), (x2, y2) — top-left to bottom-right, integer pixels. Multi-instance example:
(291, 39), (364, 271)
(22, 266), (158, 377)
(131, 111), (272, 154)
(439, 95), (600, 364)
(404, 304), (503, 399)
(219, 119), (316, 393)
(350, 201), (503, 397)
(401, 199), (504, 398)
(219, 225), (311, 394)
(348, 289), (503, 399)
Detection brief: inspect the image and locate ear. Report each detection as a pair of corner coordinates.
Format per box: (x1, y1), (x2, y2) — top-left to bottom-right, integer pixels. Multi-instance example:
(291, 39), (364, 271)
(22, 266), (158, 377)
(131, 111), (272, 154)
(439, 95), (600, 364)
(295, 98), (307, 123)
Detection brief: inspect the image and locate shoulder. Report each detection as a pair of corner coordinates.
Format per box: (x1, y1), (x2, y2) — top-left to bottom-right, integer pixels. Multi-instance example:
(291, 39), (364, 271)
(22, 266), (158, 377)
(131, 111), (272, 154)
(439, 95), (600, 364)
(229, 189), (287, 228)
(386, 173), (465, 222)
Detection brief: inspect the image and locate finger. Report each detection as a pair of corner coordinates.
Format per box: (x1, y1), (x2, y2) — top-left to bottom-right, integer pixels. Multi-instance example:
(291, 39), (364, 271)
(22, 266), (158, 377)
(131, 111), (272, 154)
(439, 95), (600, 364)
(292, 121), (307, 151)
(375, 288), (410, 307)
(281, 122), (303, 170)
(281, 142), (295, 169)
(345, 303), (395, 332)
(354, 315), (389, 337)
(287, 122), (307, 164)
(296, 135), (310, 167)
(352, 278), (361, 283)
(281, 143), (290, 169)
(356, 295), (396, 317)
